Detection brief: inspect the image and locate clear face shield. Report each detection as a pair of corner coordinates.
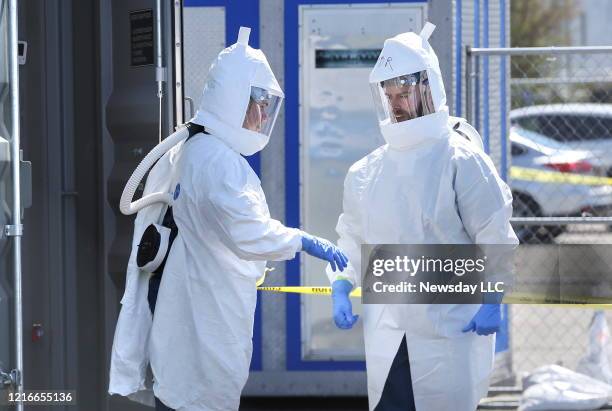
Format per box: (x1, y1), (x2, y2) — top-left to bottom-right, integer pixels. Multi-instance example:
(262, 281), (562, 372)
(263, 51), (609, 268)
(370, 70), (436, 124)
(241, 86), (283, 136)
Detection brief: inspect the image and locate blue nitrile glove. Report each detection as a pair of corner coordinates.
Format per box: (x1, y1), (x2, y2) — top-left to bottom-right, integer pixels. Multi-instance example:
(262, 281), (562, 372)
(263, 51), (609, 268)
(462, 304), (502, 336)
(332, 279), (359, 329)
(301, 233), (348, 272)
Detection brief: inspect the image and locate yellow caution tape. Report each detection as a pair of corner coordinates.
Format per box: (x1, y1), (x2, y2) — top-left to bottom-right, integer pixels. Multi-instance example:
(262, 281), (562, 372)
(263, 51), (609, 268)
(256, 285), (612, 309)
(258, 286), (361, 298)
(510, 166), (612, 186)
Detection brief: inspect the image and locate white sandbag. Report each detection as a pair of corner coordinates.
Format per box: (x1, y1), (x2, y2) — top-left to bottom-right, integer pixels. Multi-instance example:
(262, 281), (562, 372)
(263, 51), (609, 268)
(520, 381), (610, 411)
(519, 364), (612, 411)
(523, 364), (612, 393)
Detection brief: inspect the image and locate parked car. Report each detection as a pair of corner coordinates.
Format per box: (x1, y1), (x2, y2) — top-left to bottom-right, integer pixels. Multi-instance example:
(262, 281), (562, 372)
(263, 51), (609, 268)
(509, 126), (612, 242)
(510, 104), (612, 177)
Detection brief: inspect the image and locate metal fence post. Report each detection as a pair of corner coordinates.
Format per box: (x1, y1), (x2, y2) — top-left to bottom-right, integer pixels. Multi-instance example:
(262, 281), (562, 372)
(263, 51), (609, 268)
(466, 45), (473, 124)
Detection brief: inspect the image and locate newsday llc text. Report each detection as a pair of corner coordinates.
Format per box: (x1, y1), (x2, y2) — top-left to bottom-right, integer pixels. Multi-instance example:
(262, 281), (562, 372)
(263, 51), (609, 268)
(370, 281), (506, 294)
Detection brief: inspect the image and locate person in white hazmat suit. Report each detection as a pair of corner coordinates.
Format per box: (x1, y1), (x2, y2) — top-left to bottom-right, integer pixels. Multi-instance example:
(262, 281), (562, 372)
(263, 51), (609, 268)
(327, 23), (519, 411)
(109, 27), (348, 411)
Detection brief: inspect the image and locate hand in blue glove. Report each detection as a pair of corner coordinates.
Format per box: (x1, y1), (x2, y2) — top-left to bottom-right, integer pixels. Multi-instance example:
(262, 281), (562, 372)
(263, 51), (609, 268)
(462, 304), (502, 336)
(332, 279), (359, 329)
(301, 233), (348, 272)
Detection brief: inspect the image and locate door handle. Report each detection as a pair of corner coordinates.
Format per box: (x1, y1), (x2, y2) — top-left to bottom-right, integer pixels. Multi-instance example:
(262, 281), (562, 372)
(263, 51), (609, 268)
(184, 96), (195, 120)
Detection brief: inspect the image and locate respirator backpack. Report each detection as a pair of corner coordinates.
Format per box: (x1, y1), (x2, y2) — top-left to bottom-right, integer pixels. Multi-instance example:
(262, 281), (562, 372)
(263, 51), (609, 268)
(132, 122), (206, 313)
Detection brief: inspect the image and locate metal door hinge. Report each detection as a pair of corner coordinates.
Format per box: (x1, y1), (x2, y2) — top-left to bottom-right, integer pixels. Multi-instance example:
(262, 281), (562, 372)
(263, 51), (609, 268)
(4, 224), (23, 237)
(0, 368), (19, 388)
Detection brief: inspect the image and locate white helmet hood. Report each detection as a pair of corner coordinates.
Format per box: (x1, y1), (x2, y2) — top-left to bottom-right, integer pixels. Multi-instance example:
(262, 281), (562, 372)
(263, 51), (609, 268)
(192, 27), (284, 156)
(369, 23), (450, 149)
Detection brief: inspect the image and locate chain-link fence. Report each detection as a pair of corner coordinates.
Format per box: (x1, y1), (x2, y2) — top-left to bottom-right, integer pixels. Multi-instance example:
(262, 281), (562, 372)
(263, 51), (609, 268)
(466, 46), (612, 386)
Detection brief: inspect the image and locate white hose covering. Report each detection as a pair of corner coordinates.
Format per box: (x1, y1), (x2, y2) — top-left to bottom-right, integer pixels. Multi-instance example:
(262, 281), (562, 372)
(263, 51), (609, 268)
(119, 126), (190, 215)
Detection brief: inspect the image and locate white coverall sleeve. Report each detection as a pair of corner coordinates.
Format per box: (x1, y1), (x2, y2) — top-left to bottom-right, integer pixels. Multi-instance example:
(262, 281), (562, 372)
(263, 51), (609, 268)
(454, 151), (518, 245)
(326, 171), (363, 287)
(455, 151), (519, 296)
(202, 153), (302, 261)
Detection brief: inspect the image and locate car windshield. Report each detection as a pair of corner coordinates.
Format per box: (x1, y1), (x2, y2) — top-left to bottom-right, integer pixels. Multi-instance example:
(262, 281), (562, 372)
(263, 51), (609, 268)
(514, 113), (612, 142)
(512, 127), (569, 152)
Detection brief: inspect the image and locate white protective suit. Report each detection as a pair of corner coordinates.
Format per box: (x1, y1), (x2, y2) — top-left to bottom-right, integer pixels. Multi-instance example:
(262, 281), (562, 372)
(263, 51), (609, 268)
(327, 25), (518, 410)
(109, 29), (303, 410)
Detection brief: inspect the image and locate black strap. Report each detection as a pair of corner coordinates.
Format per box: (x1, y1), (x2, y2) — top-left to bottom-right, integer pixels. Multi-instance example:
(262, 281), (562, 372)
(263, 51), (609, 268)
(185, 122), (207, 142)
(148, 206), (179, 315)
